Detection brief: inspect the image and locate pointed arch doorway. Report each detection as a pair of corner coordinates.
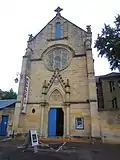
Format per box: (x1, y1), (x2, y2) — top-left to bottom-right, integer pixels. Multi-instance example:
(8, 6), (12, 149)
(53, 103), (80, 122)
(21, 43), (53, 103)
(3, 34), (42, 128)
(48, 88), (64, 137)
(48, 107), (64, 137)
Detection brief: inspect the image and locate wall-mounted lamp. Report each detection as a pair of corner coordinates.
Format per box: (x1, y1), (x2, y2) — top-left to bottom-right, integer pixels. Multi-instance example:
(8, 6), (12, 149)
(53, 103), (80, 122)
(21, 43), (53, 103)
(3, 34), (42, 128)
(14, 72), (23, 83)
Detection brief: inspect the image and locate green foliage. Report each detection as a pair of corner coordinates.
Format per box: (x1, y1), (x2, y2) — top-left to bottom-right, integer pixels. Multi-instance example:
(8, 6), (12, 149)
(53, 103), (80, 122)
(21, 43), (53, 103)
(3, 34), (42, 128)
(0, 88), (17, 100)
(94, 14), (120, 70)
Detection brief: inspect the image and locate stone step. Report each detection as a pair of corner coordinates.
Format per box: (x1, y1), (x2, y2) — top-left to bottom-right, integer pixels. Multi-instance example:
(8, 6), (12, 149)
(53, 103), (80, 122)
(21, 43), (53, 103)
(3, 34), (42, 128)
(39, 137), (90, 143)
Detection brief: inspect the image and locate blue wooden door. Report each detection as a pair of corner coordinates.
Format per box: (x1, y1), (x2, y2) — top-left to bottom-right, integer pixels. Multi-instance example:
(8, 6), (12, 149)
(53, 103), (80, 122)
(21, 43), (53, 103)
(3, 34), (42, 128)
(48, 108), (57, 137)
(0, 115), (8, 136)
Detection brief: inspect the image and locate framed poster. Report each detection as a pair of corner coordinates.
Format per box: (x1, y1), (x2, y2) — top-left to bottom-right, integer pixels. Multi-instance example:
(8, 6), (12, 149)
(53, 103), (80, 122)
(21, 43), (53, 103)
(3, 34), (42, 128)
(75, 117), (84, 130)
(30, 130), (39, 147)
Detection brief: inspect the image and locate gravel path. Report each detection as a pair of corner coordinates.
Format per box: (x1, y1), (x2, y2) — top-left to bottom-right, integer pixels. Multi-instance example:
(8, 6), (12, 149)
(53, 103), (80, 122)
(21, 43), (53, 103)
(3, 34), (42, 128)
(0, 138), (120, 160)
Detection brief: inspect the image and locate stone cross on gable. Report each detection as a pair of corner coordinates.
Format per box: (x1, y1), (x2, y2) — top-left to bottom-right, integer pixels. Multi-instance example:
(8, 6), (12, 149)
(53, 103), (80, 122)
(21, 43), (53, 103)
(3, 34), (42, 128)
(54, 6), (63, 16)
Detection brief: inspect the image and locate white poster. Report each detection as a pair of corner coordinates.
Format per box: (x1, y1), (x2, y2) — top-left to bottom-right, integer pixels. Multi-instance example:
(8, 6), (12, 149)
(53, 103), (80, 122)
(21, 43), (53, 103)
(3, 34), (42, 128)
(30, 130), (39, 147)
(21, 76), (30, 113)
(75, 117), (84, 130)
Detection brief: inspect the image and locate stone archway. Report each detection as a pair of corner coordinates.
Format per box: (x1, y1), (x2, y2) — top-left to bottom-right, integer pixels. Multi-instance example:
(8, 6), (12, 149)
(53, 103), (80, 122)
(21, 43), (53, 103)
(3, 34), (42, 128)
(48, 89), (64, 137)
(40, 71), (71, 138)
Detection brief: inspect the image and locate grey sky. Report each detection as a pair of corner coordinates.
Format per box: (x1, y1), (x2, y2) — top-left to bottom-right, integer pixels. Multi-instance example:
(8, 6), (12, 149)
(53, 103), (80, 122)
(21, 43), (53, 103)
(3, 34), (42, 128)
(0, 0), (120, 92)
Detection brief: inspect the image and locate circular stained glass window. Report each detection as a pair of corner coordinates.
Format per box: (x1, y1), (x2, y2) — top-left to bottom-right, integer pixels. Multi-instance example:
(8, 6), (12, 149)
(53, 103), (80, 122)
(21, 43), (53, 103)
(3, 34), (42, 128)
(43, 47), (72, 71)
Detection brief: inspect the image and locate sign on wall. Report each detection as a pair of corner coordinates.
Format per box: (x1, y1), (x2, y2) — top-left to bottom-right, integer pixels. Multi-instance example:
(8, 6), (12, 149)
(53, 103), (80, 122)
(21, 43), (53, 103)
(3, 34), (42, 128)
(21, 75), (30, 113)
(75, 117), (84, 130)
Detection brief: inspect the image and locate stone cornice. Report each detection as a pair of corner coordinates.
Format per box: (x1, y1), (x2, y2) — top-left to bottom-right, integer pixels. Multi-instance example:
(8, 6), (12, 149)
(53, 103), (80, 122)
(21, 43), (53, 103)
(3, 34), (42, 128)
(73, 54), (86, 58)
(16, 100), (97, 105)
(47, 37), (68, 41)
(30, 58), (42, 61)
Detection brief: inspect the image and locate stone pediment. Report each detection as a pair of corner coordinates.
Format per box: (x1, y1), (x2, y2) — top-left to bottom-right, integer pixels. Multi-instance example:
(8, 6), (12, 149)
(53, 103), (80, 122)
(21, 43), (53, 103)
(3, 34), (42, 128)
(45, 70), (67, 94)
(28, 14), (87, 43)
(49, 89), (63, 104)
(41, 69), (70, 105)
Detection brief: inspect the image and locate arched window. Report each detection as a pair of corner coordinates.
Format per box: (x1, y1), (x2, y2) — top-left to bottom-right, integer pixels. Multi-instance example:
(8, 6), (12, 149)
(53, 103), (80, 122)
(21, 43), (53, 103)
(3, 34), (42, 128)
(56, 22), (61, 39)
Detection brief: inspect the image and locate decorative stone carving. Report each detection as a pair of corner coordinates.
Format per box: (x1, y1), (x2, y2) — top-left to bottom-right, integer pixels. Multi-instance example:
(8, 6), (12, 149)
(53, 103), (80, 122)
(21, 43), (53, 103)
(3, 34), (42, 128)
(65, 79), (70, 103)
(86, 25), (91, 33)
(54, 6), (63, 16)
(41, 70), (71, 105)
(65, 79), (70, 92)
(45, 70), (66, 93)
(54, 78), (59, 85)
(28, 34), (33, 41)
(85, 25), (92, 50)
(25, 47), (33, 56)
(49, 89), (63, 102)
(41, 80), (47, 104)
(42, 80), (47, 94)
(85, 39), (91, 50)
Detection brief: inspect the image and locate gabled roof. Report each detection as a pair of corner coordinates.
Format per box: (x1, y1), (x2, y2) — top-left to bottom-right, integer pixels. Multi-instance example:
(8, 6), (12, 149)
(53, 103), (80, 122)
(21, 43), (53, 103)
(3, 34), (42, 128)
(29, 15), (87, 42)
(0, 99), (16, 109)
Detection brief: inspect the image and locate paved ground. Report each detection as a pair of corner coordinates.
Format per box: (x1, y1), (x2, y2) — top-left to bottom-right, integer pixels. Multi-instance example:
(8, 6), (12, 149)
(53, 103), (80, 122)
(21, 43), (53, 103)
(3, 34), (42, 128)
(0, 138), (120, 160)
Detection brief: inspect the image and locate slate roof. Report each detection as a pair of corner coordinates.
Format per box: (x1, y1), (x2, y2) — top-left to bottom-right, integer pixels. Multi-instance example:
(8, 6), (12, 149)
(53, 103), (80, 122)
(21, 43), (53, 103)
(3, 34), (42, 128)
(97, 72), (120, 79)
(0, 99), (16, 109)
(95, 72), (120, 82)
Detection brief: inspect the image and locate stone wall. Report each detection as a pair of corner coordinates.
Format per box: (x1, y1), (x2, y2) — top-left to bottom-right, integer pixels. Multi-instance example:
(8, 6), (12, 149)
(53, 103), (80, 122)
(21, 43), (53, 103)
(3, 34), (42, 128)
(70, 103), (91, 137)
(17, 104), (41, 133)
(99, 110), (120, 143)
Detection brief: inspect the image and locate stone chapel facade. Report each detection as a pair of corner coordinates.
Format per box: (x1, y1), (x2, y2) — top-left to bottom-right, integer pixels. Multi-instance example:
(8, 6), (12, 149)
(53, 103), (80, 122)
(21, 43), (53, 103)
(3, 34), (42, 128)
(13, 7), (101, 138)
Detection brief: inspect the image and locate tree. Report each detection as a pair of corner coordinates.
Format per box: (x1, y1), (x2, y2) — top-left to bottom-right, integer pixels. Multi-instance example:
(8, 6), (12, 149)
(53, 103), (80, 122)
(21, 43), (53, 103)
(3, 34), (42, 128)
(94, 14), (120, 70)
(0, 88), (17, 100)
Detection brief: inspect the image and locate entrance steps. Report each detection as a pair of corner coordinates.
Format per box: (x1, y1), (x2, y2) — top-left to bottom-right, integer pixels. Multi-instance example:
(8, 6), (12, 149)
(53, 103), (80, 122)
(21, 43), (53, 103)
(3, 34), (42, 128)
(39, 137), (91, 143)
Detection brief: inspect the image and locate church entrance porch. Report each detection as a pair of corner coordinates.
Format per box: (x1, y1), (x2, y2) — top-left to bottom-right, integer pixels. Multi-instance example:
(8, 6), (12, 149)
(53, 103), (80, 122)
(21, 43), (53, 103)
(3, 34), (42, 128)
(48, 108), (64, 137)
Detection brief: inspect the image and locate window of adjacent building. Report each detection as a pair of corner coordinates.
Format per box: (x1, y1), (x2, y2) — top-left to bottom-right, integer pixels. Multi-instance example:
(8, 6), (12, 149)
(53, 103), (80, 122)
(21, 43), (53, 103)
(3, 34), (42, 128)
(75, 117), (84, 130)
(112, 97), (117, 108)
(56, 22), (61, 39)
(109, 81), (115, 92)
